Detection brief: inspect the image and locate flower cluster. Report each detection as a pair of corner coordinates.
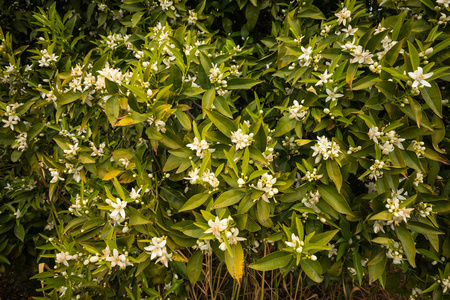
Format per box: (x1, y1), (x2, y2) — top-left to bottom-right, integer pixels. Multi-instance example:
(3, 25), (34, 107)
(368, 126), (405, 154)
(55, 251), (78, 267)
(386, 241), (405, 264)
(209, 63), (228, 95)
(12, 132), (28, 151)
(105, 247), (133, 270)
(251, 173), (278, 203)
(416, 202), (433, 218)
(38, 49), (59, 67)
(219, 227), (246, 251)
(311, 136), (341, 163)
(303, 168), (323, 182)
(144, 236), (173, 268)
(231, 129), (254, 150)
(301, 190), (321, 213)
(411, 140), (426, 157)
(369, 160), (385, 180)
(385, 189), (413, 227)
(185, 168), (220, 188)
(288, 100), (309, 121)
(2, 103), (22, 131)
(187, 137), (215, 158)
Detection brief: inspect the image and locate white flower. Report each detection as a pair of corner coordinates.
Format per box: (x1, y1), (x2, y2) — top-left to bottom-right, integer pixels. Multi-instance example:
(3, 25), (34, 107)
(145, 237), (167, 260)
(201, 169), (220, 188)
(106, 248), (131, 269)
(110, 198), (127, 219)
(204, 216), (228, 239)
(342, 25), (358, 38)
(315, 70), (333, 86)
(325, 87), (344, 103)
(56, 252), (73, 267)
(285, 233), (304, 253)
(130, 187), (142, 199)
(368, 126), (381, 143)
(185, 168), (200, 184)
(219, 228), (247, 250)
(288, 100), (308, 121)
(64, 143), (80, 156)
(49, 168), (64, 183)
(391, 188), (407, 201)
(437, 0), (450, 7)
(14, 209), (22, 219)
(365, 181), (377, 193)
(350, 46), (374, 64)
(335, 7), (351, 26)
(327, 243), (338, 258)
(156, 247), (172, 267)
(2, 115), (20, 130)
(155, 120), (166, 133)
(373, 220), (385, 234)
(298, 46), (313, 64)
(102, 246), (111, 259)
(408, 67), (433, 88)
(119, 157), (130, 168)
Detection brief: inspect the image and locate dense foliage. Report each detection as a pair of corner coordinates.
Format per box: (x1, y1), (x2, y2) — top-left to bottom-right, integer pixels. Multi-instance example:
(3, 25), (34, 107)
(0, 0), (450, 299)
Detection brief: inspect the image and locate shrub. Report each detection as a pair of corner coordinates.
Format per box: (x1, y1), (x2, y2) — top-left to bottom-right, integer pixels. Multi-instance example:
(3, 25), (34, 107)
(0, 0), (449, 299)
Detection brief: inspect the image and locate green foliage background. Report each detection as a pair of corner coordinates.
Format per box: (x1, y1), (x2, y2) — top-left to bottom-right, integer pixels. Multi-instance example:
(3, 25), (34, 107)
(0, 0), (449, 299)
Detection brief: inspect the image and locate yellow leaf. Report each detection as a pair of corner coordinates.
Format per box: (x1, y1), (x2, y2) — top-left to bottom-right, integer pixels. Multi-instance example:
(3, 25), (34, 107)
(225, 243), (244, 281)
(102, 169), (123, 181)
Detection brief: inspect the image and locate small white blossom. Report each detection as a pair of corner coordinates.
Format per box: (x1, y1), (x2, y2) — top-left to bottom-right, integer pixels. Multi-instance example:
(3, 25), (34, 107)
(408, 67), (433, 88)
(110, 198), (127, 219)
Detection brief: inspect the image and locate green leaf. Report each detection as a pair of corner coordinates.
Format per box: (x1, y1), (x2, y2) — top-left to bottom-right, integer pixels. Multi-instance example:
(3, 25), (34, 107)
(395, 224), (416, 268)
(368, 250), (386, 283)
(202, 88), (215, 115)
(300, 259), (323, 283)
(226, 78), (262, 90)
(353, 252), (364, 285)
(407, 221), (443, 235)
(129, 207), (152, 226)
(105, 96), (120, 125)
(421, 81), (442, 118)
(179, 193), (210, 212)
(11, 150), (23, 162)
(326, 159), (342, 192)
(317, 184), (354, 216)
(225, 243), (245, 281)
(14, 224), (25, 242)
(249, 251), (292, 271)
(27, 123), (45, 141)
(58, 91), (82, 105)
(408, 41), (420, 70)
(105, 78), (119, 94)
(187, 250), (203, 284)
(273, 115), (296, 137)
(205, 110), (237, 138)
(212, 189), (246, 209)
(346, 63), (358, 89)
(131, 11), (145, 27)
(309, 229), (339, 245)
